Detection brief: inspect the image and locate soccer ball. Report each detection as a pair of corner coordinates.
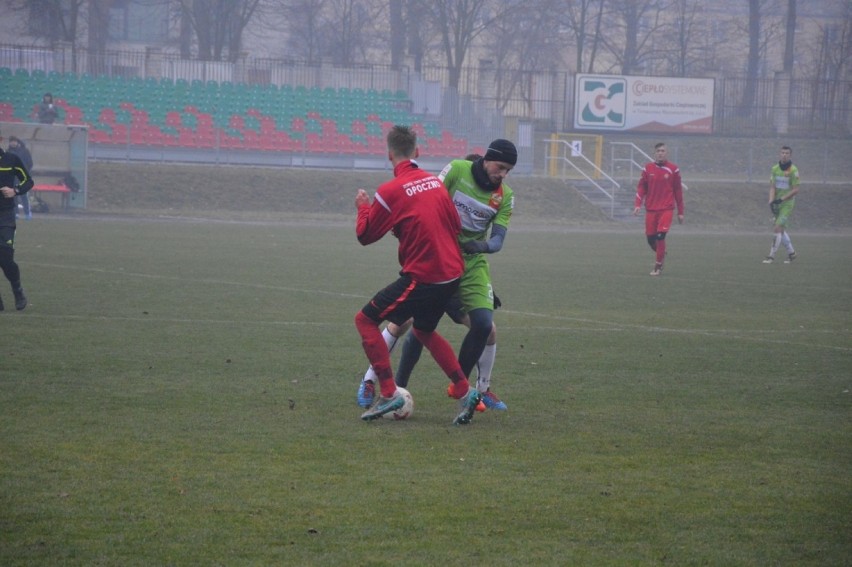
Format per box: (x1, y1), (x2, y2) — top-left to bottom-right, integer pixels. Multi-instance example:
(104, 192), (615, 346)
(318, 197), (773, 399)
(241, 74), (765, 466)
(384, 387), (414, 420)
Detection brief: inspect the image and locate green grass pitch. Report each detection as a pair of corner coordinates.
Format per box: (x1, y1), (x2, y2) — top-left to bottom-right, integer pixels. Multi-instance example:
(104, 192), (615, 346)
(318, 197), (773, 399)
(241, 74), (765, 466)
(1, 218), (850, 565)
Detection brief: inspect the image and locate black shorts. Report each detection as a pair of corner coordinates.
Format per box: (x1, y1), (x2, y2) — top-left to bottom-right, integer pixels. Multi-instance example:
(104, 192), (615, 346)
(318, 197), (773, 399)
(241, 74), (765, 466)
(443, 293), (465, 324)
(361, 275), (460, 333)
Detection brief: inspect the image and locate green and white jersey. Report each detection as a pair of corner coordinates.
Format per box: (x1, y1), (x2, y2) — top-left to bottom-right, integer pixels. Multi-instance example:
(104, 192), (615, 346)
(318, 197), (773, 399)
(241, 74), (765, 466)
(438, 159), (514, 246)
(770, 162), (800, 200)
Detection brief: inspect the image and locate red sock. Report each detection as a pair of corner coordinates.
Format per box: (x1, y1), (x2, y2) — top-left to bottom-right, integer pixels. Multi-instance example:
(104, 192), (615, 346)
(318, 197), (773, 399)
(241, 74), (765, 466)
(355, 312), (396, 397)
(411, 328), (468, 394)
(655, 238), (667, 265)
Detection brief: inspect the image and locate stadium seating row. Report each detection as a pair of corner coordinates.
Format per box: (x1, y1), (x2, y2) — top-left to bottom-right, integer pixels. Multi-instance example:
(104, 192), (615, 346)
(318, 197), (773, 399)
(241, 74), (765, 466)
(0, 67), (468, 156)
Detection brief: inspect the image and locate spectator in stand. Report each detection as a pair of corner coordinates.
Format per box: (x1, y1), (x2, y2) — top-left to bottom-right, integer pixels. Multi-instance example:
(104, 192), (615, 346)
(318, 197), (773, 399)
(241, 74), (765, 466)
(7, 137), (33, 220)
(36, 93), (59, 124)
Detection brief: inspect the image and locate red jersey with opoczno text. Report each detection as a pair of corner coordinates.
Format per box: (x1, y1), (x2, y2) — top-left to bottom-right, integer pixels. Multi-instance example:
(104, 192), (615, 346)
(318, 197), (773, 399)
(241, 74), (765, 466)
(357, 159), (464, 284)
(635, 160), (684, 214)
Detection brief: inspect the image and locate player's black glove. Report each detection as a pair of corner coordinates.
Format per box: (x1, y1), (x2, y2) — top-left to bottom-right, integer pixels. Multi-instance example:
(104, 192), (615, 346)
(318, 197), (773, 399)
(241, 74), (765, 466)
(493, 295), (502, 309)
(461, 240), (489, 254)
(770, 198), (783, 216)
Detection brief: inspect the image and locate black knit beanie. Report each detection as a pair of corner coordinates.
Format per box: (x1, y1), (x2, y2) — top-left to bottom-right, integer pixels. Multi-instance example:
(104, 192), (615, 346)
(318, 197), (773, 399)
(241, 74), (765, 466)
(483, 139), (517, 166)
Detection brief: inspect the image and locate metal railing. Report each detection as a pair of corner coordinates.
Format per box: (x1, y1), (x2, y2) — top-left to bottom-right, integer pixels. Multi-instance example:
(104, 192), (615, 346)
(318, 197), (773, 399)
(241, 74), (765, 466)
(545, 139), (621, 219)
(609, 142), (688, 191)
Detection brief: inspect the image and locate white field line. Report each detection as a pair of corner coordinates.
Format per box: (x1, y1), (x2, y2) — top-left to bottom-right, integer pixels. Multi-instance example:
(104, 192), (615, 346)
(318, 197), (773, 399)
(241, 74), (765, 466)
(24, 263), (852, 352)
(501, 310), (852, 353)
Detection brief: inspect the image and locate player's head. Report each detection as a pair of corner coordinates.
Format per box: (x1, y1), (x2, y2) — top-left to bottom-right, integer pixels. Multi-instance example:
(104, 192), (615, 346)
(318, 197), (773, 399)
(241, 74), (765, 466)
(482, 139), (517, 185)
(780, 146), (792, 163)
(8, 136), (21, 148)
(654, 142), (667, 163)
(387, 125), (418, 162)
(43, 92), (53, 102)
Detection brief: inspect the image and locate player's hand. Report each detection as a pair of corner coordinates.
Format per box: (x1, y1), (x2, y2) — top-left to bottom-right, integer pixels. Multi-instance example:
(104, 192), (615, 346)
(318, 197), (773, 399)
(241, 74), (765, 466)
(355, 189), (370, 208)
(677, 214), (684, 224)
(633, 206), (641, 216)
(0, 187), (16, 198)
(461, 240), (488, 254)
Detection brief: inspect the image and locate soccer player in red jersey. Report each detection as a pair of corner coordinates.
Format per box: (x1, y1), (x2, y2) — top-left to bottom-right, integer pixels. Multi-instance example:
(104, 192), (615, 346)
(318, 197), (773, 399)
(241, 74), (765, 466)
(633, 142), (685, 276)
(354, 125), (482, 425)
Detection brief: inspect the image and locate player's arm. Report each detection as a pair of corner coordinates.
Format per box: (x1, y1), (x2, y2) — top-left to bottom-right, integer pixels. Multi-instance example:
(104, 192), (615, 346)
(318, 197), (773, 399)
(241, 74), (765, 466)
(673, 169), (684, 221)
(461, 224), (507, 254)
(768, 170), (778, 204)
(355, 189), (393, 245)
(0, 156), (34, 198)
(633, 169), (648, 214)
(782, 171), (800, 201)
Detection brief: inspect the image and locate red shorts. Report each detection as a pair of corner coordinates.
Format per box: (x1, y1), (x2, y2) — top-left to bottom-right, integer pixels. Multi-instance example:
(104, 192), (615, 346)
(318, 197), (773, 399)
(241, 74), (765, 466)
(645, 209), (674, 236)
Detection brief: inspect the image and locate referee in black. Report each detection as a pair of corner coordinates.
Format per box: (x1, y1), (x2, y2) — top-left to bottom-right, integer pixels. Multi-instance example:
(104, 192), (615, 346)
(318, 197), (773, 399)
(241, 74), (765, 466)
(0, 129), (34, 311)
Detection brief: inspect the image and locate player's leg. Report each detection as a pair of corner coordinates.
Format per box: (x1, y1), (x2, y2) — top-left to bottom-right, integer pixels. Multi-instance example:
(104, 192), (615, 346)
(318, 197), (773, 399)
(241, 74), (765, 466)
(458, 307), (492, 379)
(766, 211), (786, 262)
(394, 330), (424, 388)
(0, 227), (26, 310)
(476, 322), (507, 410)
(394, 290), (465, 391)
(654, 232), (667, 269)
(356, 278), (416, 420)
(457, 260), (507, 409)
(645, 213), (657, 252)
(358, 319), (412, 407)
(648, 210), (672, 276)
(778, 205), (796, 262)
(457, 259), (494, 378)
(645, 213), (661, 275)
(782, 231), (796, 262)
(407, 280), (480, 425)
(476, 323), (498, 392)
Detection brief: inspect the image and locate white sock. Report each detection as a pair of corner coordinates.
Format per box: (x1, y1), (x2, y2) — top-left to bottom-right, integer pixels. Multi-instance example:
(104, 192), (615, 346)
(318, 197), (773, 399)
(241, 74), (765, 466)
(362, 327), (400, 383)
(781, 232), (794, 254)
(475, 343), (497, 393)
(769, 233), (782, 257)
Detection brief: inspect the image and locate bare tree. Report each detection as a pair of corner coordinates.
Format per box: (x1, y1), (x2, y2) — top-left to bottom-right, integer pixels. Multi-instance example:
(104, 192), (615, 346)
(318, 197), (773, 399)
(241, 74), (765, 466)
(802, 2), (852, 130)
(666, 0), (705, 77)
(558, 0), (606, 73)
(11, 0), (85, 70)
(410, 0), (492, 89)
(271, 0), (327, 63)
(81, 0), (119, 75)
(783, 0), (796, 73)
(486, 1), (563, 115)
(389, 0), (405, 69)
(321, 0), (386, 66)
(740, 0), (761, 112)
(177, 0), (264, 61)
(599, 0), (669, 75)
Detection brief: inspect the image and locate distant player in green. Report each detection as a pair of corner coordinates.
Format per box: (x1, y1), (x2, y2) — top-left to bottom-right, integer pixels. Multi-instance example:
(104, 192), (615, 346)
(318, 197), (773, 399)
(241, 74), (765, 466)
(762, 146), (799, 264)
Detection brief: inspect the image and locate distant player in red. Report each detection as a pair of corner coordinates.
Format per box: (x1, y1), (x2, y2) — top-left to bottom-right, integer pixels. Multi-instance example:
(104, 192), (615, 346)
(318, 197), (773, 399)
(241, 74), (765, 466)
(354, 124), (482, 425)
(633, 142), (685, 276)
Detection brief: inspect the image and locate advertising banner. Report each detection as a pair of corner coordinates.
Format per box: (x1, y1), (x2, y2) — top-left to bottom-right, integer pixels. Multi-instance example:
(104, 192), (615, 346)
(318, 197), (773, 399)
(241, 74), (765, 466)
(575, 74), (714, 134)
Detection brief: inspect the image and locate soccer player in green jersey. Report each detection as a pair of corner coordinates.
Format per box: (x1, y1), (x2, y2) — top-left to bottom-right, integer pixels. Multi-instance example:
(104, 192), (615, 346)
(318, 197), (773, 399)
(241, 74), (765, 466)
(762, 146), (799, 264)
